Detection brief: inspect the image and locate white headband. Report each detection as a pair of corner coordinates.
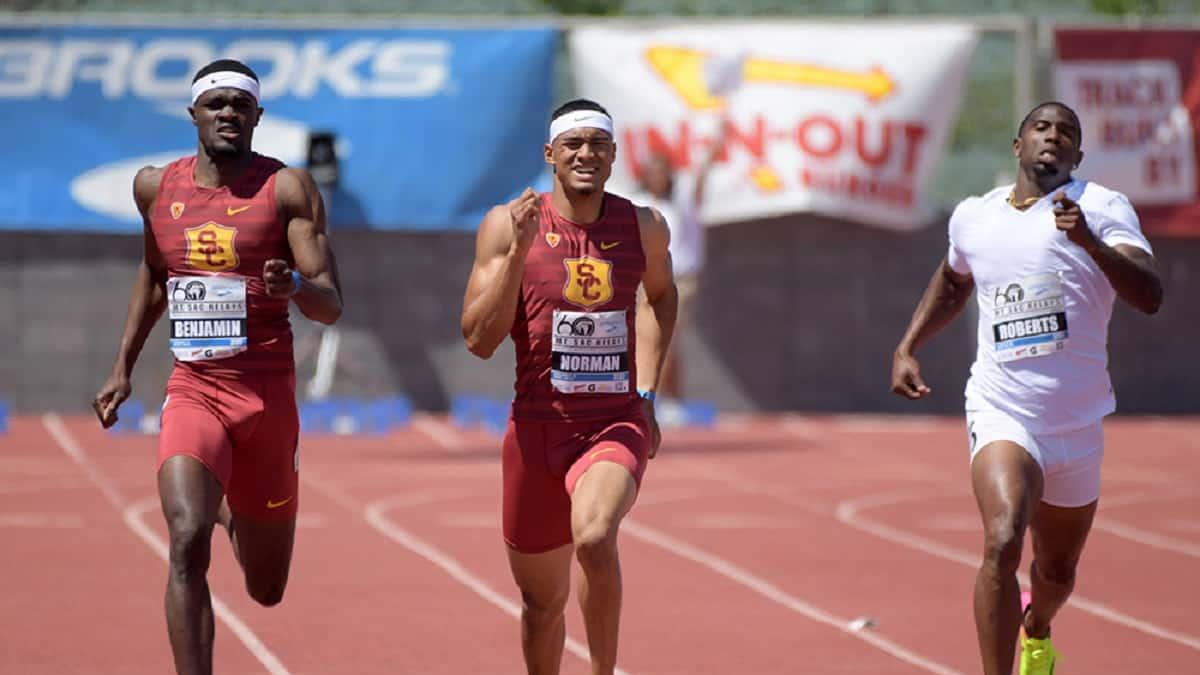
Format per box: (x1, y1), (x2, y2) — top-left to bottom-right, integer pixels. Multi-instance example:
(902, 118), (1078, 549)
(548, 110), (614, 143)
(191, 71), (261, 105)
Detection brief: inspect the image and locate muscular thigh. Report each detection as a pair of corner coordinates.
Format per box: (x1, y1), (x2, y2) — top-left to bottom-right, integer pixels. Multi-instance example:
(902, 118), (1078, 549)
(565, 413), (650, 496)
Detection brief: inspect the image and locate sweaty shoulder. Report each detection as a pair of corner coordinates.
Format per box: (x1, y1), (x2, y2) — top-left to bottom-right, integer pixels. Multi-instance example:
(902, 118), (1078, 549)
(635, 204), (669, 253)
(273, 164), (303, 191)
(476, 201), (517, 256)
(133, 165), (167, 216)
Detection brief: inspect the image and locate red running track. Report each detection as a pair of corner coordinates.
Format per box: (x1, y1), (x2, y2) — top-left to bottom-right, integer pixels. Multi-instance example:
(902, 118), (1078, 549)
(2, 413), (1198, 674)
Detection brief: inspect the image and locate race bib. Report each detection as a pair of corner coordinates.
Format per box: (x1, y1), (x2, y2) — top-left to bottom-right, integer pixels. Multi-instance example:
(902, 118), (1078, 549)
(550, 309), (629, 394)
(167, 276), (248, 362)
(991, 273), (1069, 363)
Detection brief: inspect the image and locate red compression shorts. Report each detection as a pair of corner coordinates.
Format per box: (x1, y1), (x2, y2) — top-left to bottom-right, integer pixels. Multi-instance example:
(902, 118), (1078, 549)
(502, 410), (650, 553)
(158, 365), (300, 520)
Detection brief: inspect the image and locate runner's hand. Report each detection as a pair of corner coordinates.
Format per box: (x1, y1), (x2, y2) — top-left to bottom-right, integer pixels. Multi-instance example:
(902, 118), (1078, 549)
(891, 352), (931, 400)
(1053, 191), (1099, 254)
(263, 259), (295, 298)
(643, 398), (662, 458)
(93, 373), (131, 429)
(509, 188), (541, 254)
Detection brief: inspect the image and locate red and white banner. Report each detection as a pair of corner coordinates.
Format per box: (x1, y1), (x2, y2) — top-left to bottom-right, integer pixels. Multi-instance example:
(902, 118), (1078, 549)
(1056, 28), (1200, 237)
(569, 24), (977, 230)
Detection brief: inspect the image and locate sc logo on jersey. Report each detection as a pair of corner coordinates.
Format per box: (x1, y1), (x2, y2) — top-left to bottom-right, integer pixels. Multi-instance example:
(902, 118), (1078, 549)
(185, 222), (240, 272)
(562, 256), (613, 309)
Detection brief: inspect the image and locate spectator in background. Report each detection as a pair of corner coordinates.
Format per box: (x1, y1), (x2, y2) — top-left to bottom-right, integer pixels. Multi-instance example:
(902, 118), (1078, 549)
(630, 126), (724, 422)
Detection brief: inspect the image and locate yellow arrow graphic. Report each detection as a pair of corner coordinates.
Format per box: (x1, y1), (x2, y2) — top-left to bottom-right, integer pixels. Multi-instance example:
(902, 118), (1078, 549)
(645, 46), (896, 110)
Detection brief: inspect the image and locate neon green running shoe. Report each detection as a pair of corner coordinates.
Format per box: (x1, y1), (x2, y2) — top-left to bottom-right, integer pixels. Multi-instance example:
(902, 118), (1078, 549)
(1019, 634), (1059, 675)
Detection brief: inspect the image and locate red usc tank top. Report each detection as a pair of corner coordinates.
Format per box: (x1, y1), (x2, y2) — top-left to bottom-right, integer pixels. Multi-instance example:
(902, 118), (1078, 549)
(151, 153), (293, 373)
(511, 192), (647, 422)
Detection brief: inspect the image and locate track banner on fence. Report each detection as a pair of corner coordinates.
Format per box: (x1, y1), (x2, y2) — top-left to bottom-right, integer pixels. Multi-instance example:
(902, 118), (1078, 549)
(569, 23), (978, 229)
(0, 21), (557, 231)
(1056, 28), (1200, 237)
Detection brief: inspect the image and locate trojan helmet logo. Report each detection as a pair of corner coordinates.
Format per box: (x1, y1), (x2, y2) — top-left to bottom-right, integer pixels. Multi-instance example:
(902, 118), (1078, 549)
(170, 202), (185, 220)
(563, 256), (614, 309)
(185, 222), (239, 272)
(545, 232), (561, 248)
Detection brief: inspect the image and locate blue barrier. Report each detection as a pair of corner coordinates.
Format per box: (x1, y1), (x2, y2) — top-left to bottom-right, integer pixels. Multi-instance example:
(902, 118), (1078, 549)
(450, 394), (509, 435)
(300, 396), (412, 435)
(450, 394), (716, 432)
(107, 399), (147, 434)
(0, 399), (9, 433)
(681, 400), (718, 428)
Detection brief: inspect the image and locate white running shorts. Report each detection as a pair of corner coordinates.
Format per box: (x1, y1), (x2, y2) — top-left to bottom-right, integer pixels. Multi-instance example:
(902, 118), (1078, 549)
(966, 407), (1104, 508)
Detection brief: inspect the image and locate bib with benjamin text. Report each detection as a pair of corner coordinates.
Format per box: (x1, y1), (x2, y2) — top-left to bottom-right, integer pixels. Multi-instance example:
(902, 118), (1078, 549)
(167, 276), (248, 362)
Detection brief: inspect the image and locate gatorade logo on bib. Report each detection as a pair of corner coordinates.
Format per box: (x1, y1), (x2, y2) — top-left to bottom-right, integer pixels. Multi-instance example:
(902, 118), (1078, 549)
(562, 256), (613, 309)
(550, 309), (629, 394)
(167, 275), (248, 362)
(185, 222), (239, 272)
(991, 273), (1069, 362)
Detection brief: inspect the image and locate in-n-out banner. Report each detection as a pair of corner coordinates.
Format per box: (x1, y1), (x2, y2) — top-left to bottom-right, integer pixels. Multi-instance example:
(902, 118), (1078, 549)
(569, 24), (977, 230)
(0, 22), (556, 231)
(1056, 28), (1200, 237)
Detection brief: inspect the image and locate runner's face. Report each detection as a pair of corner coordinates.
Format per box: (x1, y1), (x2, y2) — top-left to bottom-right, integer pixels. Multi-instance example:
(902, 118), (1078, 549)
(546, 127), (615, 196)
(1014, 105), (1082, 178)
(190, 88), (261, 158)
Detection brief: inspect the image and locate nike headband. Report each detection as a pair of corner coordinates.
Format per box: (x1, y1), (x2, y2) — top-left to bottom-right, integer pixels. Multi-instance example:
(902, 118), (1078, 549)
(191, 71), (260, 105)
(548, 110), (614, 143)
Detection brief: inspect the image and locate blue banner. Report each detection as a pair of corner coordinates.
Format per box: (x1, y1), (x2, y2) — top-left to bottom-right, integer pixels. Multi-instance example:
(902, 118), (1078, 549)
(0, 23), (557, 231)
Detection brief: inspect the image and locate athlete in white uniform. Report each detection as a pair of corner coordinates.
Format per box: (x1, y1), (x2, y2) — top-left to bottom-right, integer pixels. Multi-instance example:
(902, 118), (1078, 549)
(891, 102), (1163, 675)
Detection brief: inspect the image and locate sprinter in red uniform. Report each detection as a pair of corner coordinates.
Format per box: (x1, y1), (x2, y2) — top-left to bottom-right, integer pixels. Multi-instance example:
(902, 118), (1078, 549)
(92, 59), (342, 675)
(462, 99), (678, 675)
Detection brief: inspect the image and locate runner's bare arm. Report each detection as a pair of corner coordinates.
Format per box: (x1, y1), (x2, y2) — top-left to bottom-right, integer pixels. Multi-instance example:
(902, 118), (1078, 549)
(274, 167), (342, 325)
(461, 188), (539, 359)
(1092, 244), (1162, 314)
(634, 205), (678, 395)
(891, 258), (974, 399)
(93, 166), (169, 427)
(294, 164), (345, 297)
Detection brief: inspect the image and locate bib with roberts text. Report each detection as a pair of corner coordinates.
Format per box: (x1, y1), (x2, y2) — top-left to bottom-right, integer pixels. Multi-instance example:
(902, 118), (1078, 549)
(550, 309), (629, 394)
(167, 276), (248, 362)
(991, 272), (1069, 363)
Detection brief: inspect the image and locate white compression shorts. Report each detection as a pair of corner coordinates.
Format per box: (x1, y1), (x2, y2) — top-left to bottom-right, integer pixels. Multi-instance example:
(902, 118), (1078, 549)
(966, 407), (1104, 508)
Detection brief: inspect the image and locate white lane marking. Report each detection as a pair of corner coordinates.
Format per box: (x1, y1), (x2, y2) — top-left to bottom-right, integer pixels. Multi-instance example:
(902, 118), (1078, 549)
(622, 519), (965, 675)
(836, 488), (1200, 651)
(43, 414), (294, 675)
(302, 477), (632, 675)
(410, 413), (469, 452)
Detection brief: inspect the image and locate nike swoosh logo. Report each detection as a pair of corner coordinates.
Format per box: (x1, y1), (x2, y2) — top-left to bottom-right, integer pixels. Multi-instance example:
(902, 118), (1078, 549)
(599, 241), (620, 250)
(266, 496), (293, 509)
(226, 205), (252, 216)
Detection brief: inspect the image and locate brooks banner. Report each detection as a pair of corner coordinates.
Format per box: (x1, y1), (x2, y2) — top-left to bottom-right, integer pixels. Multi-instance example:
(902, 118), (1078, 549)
(1056, 28), (1200, 237)
(568, 24), (977, 230)
(0, 21), (556, 231)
